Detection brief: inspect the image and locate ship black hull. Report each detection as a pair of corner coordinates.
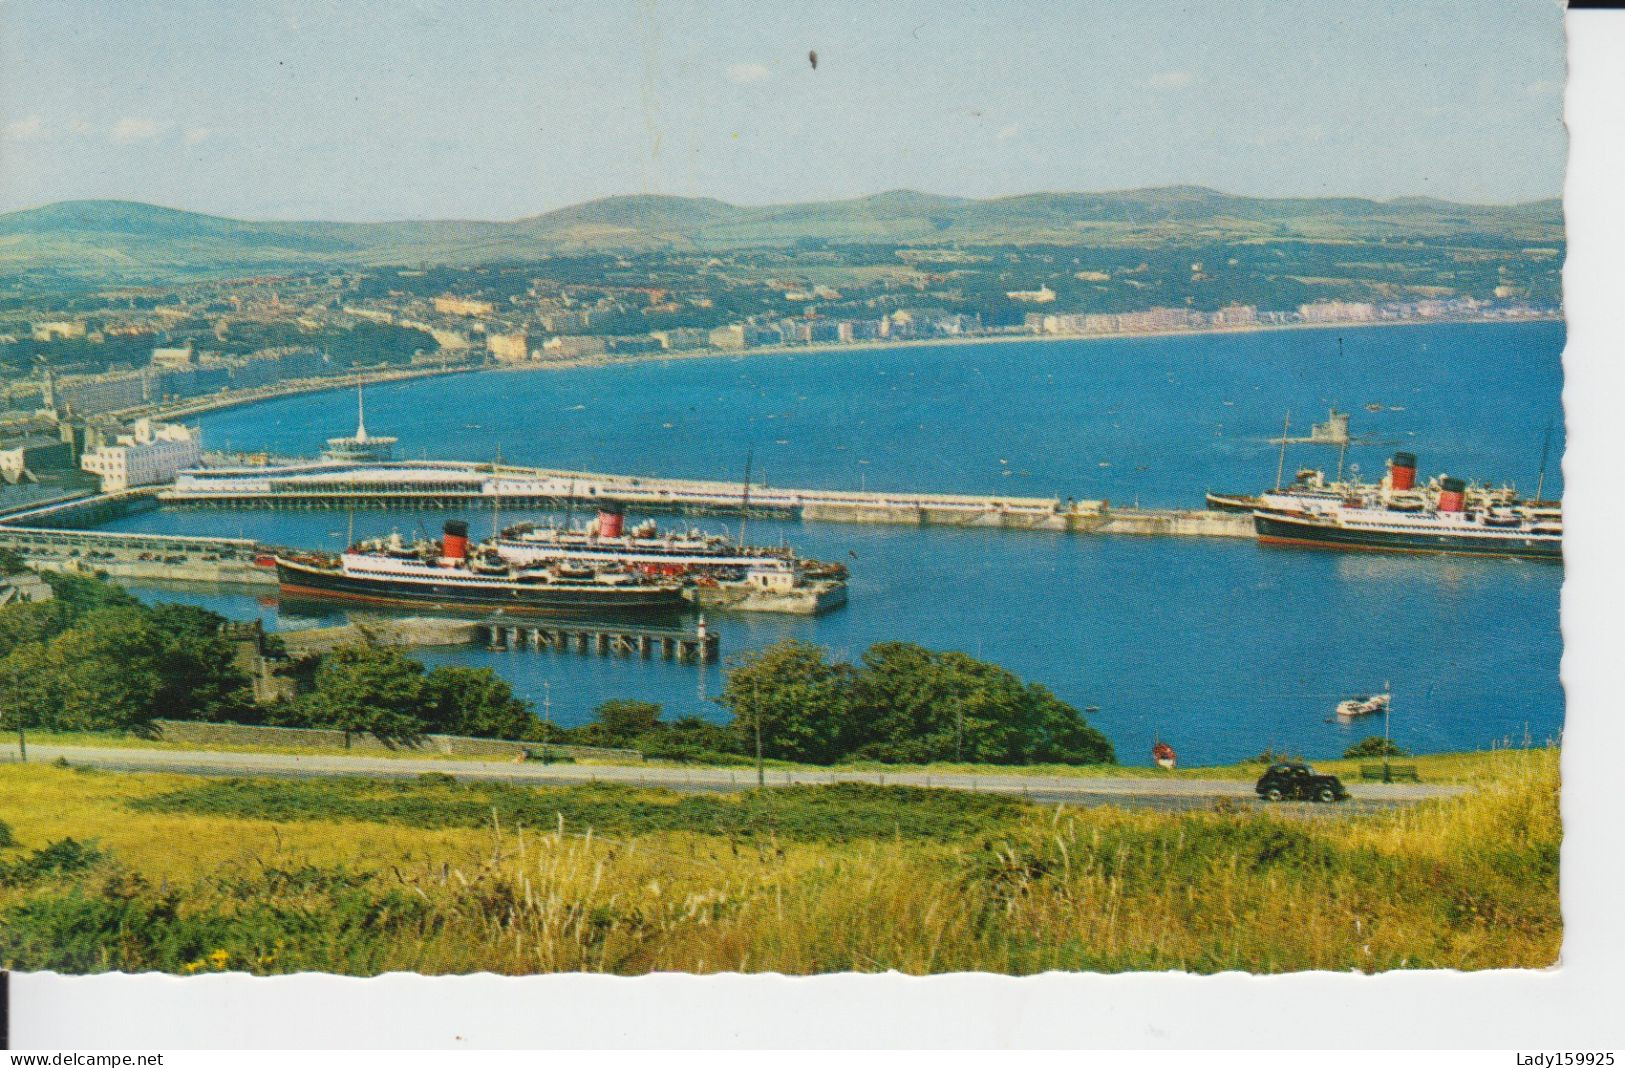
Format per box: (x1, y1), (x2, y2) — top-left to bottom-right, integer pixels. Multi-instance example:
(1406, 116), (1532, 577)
(1253, 512), (1561, 561)
(276, 560), (688, 616)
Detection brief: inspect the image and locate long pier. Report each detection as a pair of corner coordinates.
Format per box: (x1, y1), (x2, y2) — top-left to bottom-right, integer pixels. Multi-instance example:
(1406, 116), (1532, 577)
(0, 461), (1254, 595)
(155, 459), (1256, 538)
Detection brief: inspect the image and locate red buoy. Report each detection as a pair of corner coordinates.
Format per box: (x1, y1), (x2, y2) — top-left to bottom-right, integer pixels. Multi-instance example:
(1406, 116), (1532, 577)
(1389, 452), (1418, 491)
(441, 519), (470, 561)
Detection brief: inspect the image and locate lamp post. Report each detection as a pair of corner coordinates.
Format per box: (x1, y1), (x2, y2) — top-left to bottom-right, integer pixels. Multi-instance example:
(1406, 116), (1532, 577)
(753, 676), (765, 789)
(6, 702), (23, 764)
(541, 680), (552, 766)
(1382, 680), (1393, 784)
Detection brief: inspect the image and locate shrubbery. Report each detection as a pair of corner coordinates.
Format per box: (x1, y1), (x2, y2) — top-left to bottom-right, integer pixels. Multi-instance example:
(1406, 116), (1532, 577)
(716, 639), (1116, 766)
(0, 577), (253, 733)
(0, 574), (1113, 766)
(1344, 736), (1409, 759)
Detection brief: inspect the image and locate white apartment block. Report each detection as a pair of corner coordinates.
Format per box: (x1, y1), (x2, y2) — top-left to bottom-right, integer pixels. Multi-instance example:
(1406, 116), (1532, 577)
(80, 419), (203, 492)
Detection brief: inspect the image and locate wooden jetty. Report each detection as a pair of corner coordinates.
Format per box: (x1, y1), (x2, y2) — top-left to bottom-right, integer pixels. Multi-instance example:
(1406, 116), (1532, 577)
(482, 615), (719, 664)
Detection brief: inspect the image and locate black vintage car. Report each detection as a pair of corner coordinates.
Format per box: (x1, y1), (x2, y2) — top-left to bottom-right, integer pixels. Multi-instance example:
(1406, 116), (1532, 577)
(1255, 762), (1348, 803)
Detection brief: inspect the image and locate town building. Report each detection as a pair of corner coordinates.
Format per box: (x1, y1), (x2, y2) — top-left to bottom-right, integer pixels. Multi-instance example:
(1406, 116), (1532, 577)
(650, 327), (710, 351)
(487, 331), (532, 363)
(1298, 300), (1378, 324)
(80, 418), (202, 491)
(0, 436), (75, 484)
(708, 325), (746, 349)
(432, 295), (495, 317)
(53, 371), (151, 416)
(150, 344), (197, 369)
(538, 309), (595, 333)
(1211, 304), (1259, 328)
(540, 336), (607, 358)
(31, 320), (87, 342)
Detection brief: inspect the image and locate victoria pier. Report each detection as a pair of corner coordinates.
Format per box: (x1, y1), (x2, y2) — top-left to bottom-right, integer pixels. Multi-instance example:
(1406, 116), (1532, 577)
(0, 457), (1253, 593)
(152, 458), (1254, 536)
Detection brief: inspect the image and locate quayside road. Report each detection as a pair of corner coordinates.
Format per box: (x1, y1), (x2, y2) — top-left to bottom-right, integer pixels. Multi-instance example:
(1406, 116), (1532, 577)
(12, 743), (1466, 812)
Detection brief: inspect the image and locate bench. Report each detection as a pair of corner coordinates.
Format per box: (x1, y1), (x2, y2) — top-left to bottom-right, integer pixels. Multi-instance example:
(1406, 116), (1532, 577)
(1360, 764), (1420, 782)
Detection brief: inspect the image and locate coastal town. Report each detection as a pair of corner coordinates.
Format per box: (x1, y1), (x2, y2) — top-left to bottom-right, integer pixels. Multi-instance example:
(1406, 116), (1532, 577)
(0, 218), (1560, 506)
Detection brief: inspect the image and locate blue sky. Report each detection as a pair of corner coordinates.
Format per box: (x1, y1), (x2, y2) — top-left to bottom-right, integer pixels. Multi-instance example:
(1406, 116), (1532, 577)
(0, 0), (1567, 220)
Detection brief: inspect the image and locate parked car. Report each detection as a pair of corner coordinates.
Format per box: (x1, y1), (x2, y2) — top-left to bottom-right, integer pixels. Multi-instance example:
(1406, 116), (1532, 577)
(1254, 762), (1348, 803)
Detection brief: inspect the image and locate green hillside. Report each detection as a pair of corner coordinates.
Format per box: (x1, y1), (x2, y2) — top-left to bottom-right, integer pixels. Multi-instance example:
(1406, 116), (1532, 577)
(0, 187), (1565, 283)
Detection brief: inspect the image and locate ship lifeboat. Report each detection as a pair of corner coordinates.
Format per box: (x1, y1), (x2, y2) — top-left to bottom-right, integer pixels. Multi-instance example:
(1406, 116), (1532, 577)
(1152, 741), (1177, 769)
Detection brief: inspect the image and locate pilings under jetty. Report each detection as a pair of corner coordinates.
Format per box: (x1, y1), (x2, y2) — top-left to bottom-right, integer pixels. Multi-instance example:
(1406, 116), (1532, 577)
(482, 616), (719, 665)
(277, 613), (721, 666)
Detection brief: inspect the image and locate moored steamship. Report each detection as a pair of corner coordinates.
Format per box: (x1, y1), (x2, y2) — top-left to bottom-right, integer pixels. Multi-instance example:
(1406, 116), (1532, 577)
(1252, 452), (1561, 561)
(276, 520), (688, 615)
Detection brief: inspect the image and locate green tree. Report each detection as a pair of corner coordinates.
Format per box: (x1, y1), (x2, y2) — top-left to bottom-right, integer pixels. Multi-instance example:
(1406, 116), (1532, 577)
(0, 547), (28, 575)
(5, 608), (170, 732)
(0, 601), (73, 662)
(849, 642), (1115, 765)
(422, 666), (533, 740)
(638, 715), (742, 763)
(141, 604), (256, 724)
(39, 572), (138, 618)
(1344, 736), (1408, 759)
(0, 639), (56, 732)
(589, 699), (664, 745)
(718, 640), (855, 764)
(301, 645), (429, 744)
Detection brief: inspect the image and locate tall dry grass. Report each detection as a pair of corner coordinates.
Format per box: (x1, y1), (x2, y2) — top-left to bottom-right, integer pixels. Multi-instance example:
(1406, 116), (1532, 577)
(0, 748), (1560, 975)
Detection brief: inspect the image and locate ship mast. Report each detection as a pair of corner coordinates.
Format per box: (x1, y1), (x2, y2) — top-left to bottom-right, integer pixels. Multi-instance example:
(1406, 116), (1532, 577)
(491, 443), (503, 539)
(738, 449), (753, 549)
(1534, 418), (1554, 503)
(1274, 410), (1291, 490)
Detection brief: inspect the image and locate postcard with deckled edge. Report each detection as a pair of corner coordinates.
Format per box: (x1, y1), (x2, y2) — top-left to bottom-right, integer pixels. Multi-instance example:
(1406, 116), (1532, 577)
(0, 0), (1565, 997)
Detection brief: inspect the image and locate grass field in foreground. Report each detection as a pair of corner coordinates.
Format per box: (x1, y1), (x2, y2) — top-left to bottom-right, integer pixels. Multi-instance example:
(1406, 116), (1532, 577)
(0, 747), (1559, 976)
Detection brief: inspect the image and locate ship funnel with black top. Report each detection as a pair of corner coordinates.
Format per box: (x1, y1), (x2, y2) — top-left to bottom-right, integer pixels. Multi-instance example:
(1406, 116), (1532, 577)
(1389, 452), (1418, 492)
(441, 519), (470, 561)
(597, 503), (625, 539)
(1438, 476), (1467, 513)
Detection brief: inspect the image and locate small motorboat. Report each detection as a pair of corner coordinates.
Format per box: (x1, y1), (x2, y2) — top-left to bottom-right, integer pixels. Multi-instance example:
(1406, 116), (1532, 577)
(1336, 693), (1391, 719)
(1152, 740), (1177, 769)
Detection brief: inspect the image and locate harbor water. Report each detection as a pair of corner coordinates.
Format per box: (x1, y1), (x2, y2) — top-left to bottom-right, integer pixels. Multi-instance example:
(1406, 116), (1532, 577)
(101, 322), (1565, 765)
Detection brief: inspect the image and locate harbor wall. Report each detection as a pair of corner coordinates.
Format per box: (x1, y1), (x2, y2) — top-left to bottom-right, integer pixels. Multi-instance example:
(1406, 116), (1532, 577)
(0, 520), (277, 586)
(1067, 509), (1255, 538)
(278, 617), (483, 655)
(688, 582), (848, 615)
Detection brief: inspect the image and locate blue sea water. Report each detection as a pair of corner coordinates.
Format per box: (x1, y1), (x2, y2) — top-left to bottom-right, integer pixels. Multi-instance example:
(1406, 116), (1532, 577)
(101, 322), (1565, 765)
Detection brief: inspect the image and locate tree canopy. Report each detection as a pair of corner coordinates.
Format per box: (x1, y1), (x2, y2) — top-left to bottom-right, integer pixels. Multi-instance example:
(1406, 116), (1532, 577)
(719, 640), (857, 764)
(421, 665), (533, 740)
(716, 639), (1115, 766)
(0, 600), (252, 733)
(296, 645), (429, 743)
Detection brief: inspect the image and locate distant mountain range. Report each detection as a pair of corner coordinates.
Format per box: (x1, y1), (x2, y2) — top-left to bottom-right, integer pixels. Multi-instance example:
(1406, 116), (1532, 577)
(0, 187), (1565, 281)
